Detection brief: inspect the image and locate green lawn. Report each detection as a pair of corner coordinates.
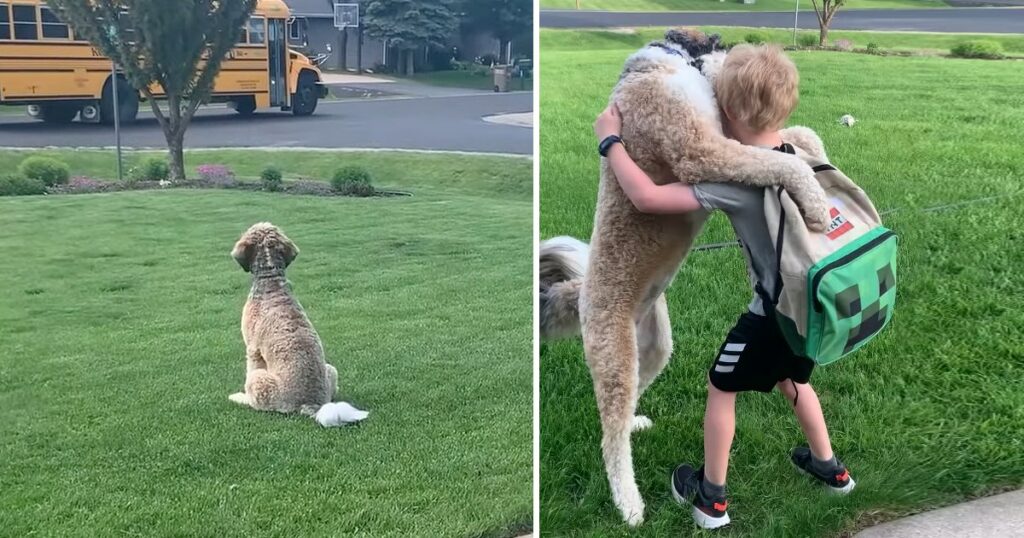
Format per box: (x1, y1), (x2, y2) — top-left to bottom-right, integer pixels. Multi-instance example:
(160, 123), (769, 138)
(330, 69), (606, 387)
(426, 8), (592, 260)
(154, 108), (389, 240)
(541, 0), (946, 11)
(542, 27), (1024, 55)
(0, 151), (532, 537)
(540, 31), (1024, 536)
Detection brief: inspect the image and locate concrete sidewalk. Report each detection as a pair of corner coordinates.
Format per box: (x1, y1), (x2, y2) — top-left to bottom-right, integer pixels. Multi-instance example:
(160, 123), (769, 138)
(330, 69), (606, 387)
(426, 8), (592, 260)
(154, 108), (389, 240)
(856, 490), (1024, 538)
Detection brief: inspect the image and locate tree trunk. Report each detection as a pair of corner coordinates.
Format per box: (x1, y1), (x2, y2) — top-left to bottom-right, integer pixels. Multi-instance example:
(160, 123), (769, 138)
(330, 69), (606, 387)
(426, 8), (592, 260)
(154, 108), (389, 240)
(356, 25), (363, 74)
(404, 49), (414, 76)
(818, 23), (829, 47)
(165, 95), (186, 181)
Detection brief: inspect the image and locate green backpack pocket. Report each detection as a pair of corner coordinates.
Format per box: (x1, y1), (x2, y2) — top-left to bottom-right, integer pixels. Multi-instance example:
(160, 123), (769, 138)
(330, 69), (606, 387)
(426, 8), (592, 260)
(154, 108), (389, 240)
(804, 227), (898, 365)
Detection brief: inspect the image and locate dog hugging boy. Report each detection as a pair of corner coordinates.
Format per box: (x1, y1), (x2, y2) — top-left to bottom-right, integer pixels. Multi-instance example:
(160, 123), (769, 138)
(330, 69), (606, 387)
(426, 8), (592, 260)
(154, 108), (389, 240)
(592, 44), (855, 529)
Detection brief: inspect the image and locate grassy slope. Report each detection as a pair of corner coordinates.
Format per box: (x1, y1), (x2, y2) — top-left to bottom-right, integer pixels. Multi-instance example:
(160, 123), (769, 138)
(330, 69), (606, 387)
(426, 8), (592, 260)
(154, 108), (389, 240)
(540, 32), (1024, 536)
(541, 0), (946, 11)
(0, 152), (532, 537)
(541, 27), (1024, 54)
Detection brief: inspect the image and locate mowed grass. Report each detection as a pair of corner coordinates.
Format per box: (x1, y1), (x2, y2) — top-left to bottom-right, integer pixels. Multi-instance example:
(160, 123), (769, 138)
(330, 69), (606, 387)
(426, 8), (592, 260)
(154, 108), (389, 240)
(541, 0), (945, 11)
(540, 31), (1024, 536)
(541, 27), (1024, 55)
(0, 151), (532, 537)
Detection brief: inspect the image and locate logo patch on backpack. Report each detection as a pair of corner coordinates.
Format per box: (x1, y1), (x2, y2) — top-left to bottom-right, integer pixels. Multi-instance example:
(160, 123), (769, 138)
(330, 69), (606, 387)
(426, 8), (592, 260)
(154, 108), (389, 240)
(826, 207), (854, 240)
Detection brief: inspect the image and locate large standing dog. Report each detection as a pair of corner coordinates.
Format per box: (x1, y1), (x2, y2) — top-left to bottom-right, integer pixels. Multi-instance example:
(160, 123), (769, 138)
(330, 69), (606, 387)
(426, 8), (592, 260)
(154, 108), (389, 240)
(228, 222), (368, 427)
(540, 30), (830, 525)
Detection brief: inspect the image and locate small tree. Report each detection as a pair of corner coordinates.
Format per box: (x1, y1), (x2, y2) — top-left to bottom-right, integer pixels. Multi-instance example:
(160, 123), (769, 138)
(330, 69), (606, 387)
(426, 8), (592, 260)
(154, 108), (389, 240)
(363, 0), (459, 76)
(810, 0), (847, 47)
(465, 0), (532, 64)
(50, 0), (258, 180)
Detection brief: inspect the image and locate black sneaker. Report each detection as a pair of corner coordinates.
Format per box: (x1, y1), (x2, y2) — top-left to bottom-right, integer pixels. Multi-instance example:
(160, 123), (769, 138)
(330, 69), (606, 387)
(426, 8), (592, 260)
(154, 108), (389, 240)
(790, 447), (856, 494)
(670, 464), (730, 529)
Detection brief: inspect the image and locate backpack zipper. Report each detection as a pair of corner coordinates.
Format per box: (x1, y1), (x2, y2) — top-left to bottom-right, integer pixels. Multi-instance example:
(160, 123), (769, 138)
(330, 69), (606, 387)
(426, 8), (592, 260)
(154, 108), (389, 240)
(811, 229), (896, 312)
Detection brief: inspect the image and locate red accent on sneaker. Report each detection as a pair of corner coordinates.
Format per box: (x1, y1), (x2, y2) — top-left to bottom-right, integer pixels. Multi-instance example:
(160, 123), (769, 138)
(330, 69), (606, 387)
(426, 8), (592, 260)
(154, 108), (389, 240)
(836, 470), (850, 482)
(713, 501), (728, 512)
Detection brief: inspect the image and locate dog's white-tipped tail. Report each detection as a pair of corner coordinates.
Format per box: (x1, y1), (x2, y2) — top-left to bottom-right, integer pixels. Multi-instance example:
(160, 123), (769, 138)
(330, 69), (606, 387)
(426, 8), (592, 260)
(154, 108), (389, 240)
(313, 402), (369, 427)
(539, 236), (590, 341)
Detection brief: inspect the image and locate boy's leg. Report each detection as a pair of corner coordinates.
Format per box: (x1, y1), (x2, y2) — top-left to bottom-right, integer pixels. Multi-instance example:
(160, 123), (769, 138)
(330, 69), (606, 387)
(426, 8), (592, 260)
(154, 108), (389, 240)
(778, 379), (856, 493)
(704, 380), (737, 486)
(777, 380), (833, 461)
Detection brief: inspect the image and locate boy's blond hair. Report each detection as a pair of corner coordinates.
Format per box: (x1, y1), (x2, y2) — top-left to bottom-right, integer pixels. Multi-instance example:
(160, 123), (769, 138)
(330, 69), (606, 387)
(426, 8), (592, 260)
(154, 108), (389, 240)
(714, 44), (799, 132)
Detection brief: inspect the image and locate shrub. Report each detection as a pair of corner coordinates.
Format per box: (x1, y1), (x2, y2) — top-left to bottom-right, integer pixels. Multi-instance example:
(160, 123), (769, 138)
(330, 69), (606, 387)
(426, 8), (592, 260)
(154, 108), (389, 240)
(131, 157), (170, 182)
(261, 166), (283, 192)
(950, 40), (1005, 60)
(330, 166), (374, 196)
(0, 175), (47, 196)
(196, 164), (236, 188)
(798, 34), (819, 48)
(833, 39), (854, 52)
(18, 156), (70, 186)
(866, 42), (880, 54)
(744, 32), (769, 45)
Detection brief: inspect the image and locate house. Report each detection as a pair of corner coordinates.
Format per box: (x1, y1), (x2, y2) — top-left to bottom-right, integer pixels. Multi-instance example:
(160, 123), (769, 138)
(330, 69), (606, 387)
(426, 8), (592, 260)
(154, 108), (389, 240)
(284, 0), (520, 73)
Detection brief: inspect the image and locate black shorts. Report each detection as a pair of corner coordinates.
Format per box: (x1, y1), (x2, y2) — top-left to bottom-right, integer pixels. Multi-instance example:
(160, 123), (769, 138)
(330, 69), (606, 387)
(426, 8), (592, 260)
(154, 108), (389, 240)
(708, 311), (815, 393)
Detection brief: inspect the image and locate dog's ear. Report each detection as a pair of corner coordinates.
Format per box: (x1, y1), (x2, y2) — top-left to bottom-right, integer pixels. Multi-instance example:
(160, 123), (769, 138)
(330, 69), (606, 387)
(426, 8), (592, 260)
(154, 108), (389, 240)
(664, 27), (692, 47)
(278, 235), (299, 268)
(708, 33), (723, 50)
(231, 237), (256, 272)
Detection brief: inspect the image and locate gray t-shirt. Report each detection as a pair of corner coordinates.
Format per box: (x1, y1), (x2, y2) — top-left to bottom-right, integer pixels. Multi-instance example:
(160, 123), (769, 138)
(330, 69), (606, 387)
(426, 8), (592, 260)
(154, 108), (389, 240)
(692, 182), (777, 316)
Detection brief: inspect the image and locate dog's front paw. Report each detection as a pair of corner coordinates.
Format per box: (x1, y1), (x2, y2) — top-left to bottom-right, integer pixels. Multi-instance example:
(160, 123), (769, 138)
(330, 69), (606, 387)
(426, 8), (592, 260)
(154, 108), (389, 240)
(631, 415), (653, 432)
(618, 493), (646, 527)
(228, 392), (250, 406)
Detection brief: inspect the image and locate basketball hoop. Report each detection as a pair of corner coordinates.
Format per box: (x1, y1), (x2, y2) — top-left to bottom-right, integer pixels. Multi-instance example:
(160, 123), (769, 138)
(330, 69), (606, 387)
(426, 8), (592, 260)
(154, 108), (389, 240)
(334, 3), (359, 29)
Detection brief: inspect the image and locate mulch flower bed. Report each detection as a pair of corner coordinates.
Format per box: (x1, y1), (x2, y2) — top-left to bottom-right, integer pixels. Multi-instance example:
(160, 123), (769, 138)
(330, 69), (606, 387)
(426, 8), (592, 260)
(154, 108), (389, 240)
(45, 176), (411, 198)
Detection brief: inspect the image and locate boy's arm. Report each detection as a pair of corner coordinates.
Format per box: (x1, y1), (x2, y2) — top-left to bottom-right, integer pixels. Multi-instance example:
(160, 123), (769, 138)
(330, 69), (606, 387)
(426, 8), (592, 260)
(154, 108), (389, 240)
(604, 144), (702, 214)
(595, 104), (703, 215)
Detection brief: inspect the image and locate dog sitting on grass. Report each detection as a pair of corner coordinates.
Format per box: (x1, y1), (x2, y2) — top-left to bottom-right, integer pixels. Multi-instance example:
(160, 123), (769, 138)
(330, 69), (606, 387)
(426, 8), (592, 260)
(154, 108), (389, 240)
(228, 222), (368, 427)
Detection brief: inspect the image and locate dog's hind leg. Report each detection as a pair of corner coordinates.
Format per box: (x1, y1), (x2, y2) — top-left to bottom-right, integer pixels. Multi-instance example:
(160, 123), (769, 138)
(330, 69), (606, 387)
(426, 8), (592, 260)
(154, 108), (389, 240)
(631, 296), (673, 433)
(584, 308), (645, 526)
(242, 369), (283, 412)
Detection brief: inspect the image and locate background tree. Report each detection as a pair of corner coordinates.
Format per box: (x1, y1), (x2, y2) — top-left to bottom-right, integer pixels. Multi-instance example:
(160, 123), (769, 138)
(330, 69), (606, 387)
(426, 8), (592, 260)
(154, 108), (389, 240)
(50, 0), (258, 180)
(464, 0), (531, 63)
(363, 0), (459, 76)
(810, 0), (847, 46)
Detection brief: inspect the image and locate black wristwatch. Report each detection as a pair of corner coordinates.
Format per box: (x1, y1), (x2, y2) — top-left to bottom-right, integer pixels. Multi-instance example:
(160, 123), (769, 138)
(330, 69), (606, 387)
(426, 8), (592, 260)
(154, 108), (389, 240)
(598, 135), (624, 157)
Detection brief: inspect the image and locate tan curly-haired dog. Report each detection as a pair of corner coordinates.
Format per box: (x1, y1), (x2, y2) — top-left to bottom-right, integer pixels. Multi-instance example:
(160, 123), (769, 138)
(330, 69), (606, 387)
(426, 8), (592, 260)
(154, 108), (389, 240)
(228, 222), (368, 427)
(540, 29), (830, 525)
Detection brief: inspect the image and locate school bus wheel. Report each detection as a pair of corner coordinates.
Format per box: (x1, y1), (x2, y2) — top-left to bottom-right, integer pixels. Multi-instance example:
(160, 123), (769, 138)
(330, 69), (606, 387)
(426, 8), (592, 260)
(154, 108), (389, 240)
(37, 103), (79, 124)
(231, 96), (257, 116)
(100, 78), (139, 125)
(291, 72), (319, 117)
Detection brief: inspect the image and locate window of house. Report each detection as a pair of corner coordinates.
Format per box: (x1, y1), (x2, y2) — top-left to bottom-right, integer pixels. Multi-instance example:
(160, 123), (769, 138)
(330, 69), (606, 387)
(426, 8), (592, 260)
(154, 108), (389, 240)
(12, 4), (38, 40)
(247, 17), (265, 45)
(288, 19), (300, 41)
(0, 4), (11, 40)
(40, 6), (69, 39)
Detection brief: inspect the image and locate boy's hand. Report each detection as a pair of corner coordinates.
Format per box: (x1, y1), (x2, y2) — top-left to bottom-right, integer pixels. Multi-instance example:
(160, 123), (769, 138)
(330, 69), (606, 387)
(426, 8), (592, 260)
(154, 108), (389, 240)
(594, 104), (622, 141)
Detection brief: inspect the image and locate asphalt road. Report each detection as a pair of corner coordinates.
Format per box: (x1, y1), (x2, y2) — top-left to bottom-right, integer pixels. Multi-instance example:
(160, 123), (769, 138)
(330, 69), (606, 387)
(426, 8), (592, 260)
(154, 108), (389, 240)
(540, 7), (1024, 33)
(0, 92), (533, 155)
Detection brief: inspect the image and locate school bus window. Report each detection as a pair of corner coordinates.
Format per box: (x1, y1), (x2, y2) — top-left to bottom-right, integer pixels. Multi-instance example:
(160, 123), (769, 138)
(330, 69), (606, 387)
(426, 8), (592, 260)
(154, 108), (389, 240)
(40, 6), (69, 39)
(12, 4), (37, 40)
(289, 20), (300, 41)
(247, 17), (265, 45)
(0, 4), (10, 41)
(238, 25), (248, 44)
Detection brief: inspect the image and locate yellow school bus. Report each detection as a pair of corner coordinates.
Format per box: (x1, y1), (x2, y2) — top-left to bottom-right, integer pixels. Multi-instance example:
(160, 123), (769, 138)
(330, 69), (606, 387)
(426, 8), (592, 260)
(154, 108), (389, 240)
(0, 0), (328, 123)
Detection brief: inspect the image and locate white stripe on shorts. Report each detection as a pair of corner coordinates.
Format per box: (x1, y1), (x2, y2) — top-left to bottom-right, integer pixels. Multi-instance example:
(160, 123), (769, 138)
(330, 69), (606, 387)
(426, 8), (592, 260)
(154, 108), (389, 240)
(718, 354), (740, 364)
(714, 364), (736, 373)
(724, 343), (746, 352)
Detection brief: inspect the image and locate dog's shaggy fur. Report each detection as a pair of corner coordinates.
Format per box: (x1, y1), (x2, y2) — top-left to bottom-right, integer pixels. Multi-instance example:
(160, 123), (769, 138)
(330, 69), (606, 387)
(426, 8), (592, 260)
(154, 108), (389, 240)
(540, 29), (830, 525)
(228, 223), (368, 427)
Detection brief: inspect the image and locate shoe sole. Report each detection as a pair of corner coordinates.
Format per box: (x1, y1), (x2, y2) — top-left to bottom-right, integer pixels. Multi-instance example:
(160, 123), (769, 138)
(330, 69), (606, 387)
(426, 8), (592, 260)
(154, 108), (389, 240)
(670, 477), (731, 530)
(791, 459), (857, 495)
